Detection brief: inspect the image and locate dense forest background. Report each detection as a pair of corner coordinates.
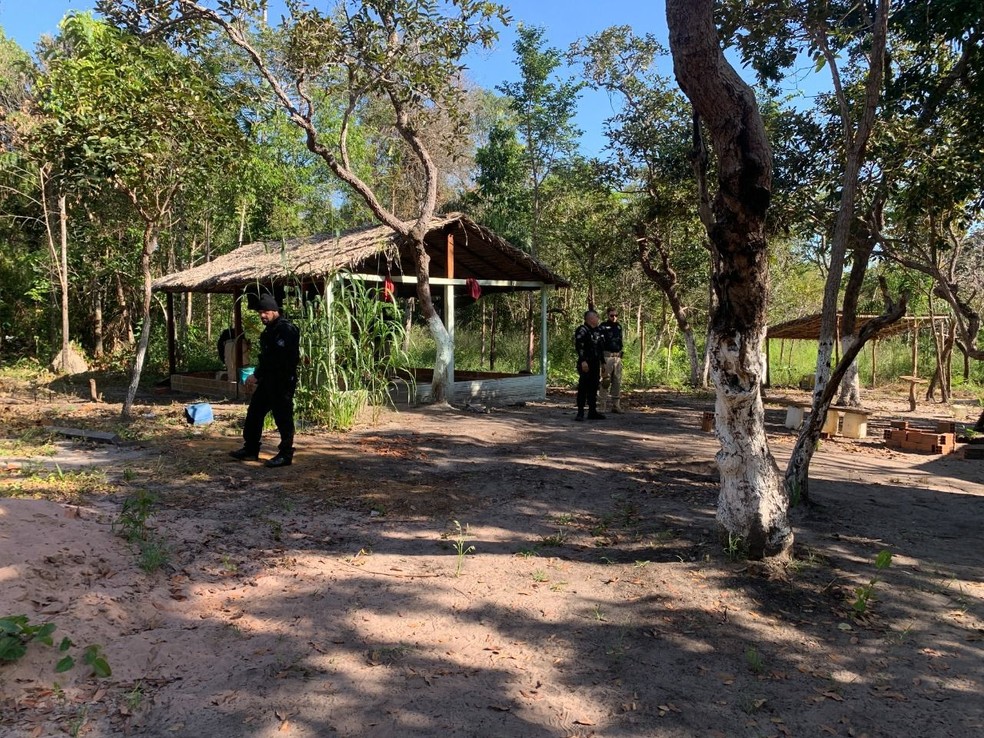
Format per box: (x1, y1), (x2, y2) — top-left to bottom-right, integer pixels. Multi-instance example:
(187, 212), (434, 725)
(0, 1), (981, 398)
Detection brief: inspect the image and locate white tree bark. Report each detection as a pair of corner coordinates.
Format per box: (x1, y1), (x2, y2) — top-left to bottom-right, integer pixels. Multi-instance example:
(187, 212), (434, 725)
(667, 0), (791, 558)
(711, 327), (791, 555)
(835, 335), (862, 406)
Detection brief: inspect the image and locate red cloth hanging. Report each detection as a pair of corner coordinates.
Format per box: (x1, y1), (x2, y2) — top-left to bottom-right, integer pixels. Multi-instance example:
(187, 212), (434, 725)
(465, 277), (481, 300)
(382, 277), (396, 302)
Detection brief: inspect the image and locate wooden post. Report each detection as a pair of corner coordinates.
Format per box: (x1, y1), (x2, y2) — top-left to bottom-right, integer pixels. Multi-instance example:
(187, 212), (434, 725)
(166, 292), (177, 377)
(639, 309), (645, 385)
(765, 337), (771, 388)
(871, 339), (877, 388)
(445, 233), (455, 388)
(234, 290), (244, 372)
(540, 286), (548, 378)
(910, 320), (919, 377)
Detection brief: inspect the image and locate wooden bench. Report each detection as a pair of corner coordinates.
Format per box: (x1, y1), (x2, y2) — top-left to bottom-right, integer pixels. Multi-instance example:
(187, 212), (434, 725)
(829, 405), (873, 439)
(898, 376), (928, 412)
(784, 401), (812, 430)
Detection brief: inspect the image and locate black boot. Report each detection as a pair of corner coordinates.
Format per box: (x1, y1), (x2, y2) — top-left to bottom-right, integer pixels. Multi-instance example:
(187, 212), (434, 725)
(587, 410), (606, 420)
(575, 410), (585, 421)
(229, 447), (259, 461)
(266, 450), (294, 468)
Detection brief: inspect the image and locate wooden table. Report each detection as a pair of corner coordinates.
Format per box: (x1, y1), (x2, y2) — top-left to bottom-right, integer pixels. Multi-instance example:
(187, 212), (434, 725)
(898, 376), (928, 412)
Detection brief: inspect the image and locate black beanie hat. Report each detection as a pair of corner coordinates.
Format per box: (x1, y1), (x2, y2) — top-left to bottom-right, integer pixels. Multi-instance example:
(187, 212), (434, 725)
(256, 293), (279, 312)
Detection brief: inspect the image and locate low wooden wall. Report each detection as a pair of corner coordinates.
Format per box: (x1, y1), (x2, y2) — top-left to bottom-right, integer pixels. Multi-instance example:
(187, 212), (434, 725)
(170, 372), (252, 400)
(391, 372), (545, 405)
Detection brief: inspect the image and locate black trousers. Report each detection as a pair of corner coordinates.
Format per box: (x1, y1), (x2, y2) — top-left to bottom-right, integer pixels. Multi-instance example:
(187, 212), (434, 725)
(576, 360), (600, 413)
(243, 381), (296, 455)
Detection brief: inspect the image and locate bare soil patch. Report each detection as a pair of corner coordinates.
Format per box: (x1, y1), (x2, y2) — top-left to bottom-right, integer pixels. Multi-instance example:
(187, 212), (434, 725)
(1, 379), (983, 737)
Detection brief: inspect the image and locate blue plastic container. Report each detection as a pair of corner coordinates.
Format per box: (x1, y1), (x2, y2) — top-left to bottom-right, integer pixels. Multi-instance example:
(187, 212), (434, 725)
(239, 366), (255, 384)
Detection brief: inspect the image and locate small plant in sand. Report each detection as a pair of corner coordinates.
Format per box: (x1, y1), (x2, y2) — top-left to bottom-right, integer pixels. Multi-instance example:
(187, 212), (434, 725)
(0, 616), (110, 677)
(723, 532), (748, 562)
(851, 549), (893, 616)
(449, 520), (475, 577)
(114, 490), (170, 573)
(745, 647), (765, 674)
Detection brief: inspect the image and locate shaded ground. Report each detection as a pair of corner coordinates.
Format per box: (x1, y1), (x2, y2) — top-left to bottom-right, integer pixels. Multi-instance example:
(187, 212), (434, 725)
(1, 377), (983, 737)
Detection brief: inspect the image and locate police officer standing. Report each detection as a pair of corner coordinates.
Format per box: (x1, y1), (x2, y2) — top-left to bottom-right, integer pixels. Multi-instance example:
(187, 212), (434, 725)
(598, 306), (624, 413)
(573, 309), (606, 421)
(230, 293), (301, 468)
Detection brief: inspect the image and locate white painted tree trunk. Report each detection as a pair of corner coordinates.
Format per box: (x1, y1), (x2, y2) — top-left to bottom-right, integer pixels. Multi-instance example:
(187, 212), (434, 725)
(710, 327), (792, 557)
(836, 334), (862, 406)
(427, 313), (453, 404)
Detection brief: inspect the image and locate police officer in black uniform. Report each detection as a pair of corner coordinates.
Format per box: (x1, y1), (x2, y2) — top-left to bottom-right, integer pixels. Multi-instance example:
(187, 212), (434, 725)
(573, 309), (606, 421)
(598, 306), (624, 413)
(230, 293), (301, 468)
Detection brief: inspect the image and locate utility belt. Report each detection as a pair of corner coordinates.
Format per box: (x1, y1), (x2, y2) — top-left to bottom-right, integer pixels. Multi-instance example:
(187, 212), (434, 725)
(604, 351), (622, 358)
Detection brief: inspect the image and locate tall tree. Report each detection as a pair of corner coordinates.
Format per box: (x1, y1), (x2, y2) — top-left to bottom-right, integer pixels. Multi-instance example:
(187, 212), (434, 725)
(100, 0), (508, 404)
(575, 26), (708, 387)
(30, 13), (248, 417)
(720, 0), (908, 503)
(665, 0), (791, 559)
(497, 23), (581, 369)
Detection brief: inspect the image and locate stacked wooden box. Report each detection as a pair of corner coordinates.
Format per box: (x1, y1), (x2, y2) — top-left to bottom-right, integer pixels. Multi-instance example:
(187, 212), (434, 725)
(883, 420), (956, 455)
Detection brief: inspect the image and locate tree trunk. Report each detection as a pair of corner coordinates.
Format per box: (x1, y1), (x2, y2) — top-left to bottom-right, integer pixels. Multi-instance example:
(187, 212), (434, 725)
(835, 334), (862, 406)
(786, 279), (906, 502)
(122, 223), (158, 419)
(667, 0), (791, 559)
(804, 0), (889, 492)
(404, 234), (452, 403)
(93, 275), (104, 358)
(638, 226), (701, 387)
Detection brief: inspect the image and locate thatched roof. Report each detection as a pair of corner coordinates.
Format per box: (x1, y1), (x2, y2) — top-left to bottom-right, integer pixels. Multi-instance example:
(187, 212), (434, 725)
(153, 213), (570, 295)
(767, 312), (943, 340)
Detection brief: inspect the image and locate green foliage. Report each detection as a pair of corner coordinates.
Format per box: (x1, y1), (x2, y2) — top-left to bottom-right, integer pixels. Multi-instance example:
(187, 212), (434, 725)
(448, 520), (475, 577)
(0, 615), (56, 663)
(851, 549), (893, 616)
(289, 273), (411, 431)
(114, 489), (170, 573)
(1, 615), (110, 677)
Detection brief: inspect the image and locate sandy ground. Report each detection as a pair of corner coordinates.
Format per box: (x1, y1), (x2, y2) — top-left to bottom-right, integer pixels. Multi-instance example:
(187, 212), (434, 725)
(1, 381), (983, 738)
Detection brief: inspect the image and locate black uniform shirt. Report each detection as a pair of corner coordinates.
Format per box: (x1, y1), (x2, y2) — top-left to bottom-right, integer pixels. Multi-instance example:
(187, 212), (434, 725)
(599, 320), (623, 353)
(254, 315), (301, 386)
(574, 323), (605, 364)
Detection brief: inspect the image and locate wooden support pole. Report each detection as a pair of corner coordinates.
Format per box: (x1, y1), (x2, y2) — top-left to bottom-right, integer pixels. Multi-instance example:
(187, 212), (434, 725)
(871, 339), (877, 388)
(446, 233), (455, 388)
(765, 337), (771, 388)
(166, 292), (177, 377)
(540, 287), (548, 378)
(911, 321), (919, 377)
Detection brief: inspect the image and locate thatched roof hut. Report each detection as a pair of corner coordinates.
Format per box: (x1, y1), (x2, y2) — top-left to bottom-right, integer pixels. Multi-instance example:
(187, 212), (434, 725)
(153, 212), (570, 296)
(154, 213), (571, 405)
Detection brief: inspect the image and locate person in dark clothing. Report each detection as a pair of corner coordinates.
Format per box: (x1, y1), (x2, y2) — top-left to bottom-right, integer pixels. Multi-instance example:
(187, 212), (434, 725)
(598, 307), (624, 413)
(573, 309), (605, 421)
(230, 293), (301, 468)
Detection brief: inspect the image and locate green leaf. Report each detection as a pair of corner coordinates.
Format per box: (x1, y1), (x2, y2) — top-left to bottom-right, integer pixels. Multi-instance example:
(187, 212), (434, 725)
(59, 637), (73, 652)
(55, 655), (75, 673)
(90, 658), (112, 678)
(875, 549), (893, 570)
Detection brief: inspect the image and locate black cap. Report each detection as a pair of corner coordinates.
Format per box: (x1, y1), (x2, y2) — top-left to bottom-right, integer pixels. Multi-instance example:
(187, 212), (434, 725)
(256, 293), (279, 312)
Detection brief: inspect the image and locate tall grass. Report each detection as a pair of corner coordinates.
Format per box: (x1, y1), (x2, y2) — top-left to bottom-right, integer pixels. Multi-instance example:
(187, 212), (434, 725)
(286, 274), (411, 430)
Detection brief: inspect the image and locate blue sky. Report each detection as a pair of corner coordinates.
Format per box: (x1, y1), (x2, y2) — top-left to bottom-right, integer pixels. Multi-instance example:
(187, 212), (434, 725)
(0, 2), (816, 156)
(0, 1), (676, 155)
